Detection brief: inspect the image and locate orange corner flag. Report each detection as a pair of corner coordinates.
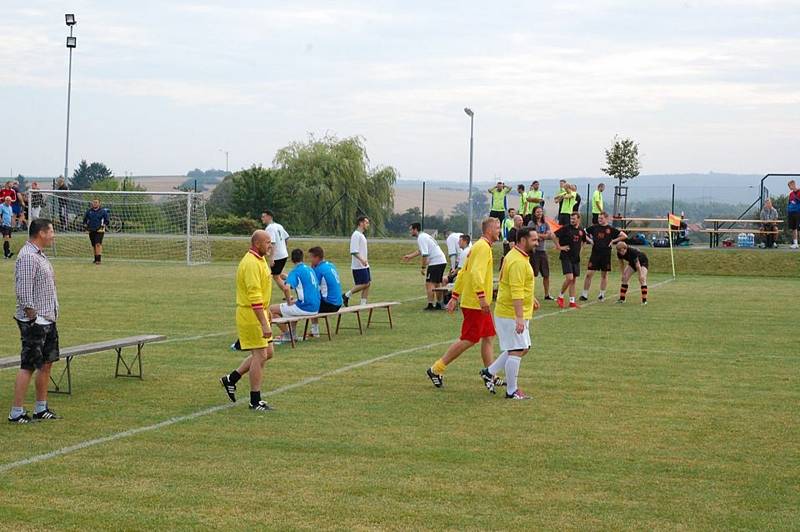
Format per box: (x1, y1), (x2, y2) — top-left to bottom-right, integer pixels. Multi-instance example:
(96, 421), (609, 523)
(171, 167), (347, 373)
(668, 213), (681, 227)
(545, 217), (562, 233)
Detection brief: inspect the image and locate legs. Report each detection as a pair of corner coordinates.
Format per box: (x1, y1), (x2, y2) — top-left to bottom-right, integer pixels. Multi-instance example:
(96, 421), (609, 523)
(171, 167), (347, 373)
(346, 283), (370, 305)
(11, 369), (34, 409)
(505, 350), (528, 396)
(542, 275), (550, 298)
(9, 363), (52, 419)
(619, 266), (633, 301)
(582, 270), (594, 298)
(223, 345), (274, 407)
(3, 234), (11, 258)
(639, 267), (649, 303)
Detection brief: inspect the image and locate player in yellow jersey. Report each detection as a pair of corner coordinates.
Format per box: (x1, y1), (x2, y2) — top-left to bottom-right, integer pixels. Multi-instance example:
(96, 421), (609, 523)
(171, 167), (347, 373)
(219, 230), (276, 411)
(427, 217), (500, 388)
(480, 227), (539, 399)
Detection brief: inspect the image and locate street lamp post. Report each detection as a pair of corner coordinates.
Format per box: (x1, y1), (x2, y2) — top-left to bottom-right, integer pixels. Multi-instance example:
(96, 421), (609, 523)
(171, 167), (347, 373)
(464, 107), (475, 237)
(219, 149), (229, 173)
(64, 14), (77, 182)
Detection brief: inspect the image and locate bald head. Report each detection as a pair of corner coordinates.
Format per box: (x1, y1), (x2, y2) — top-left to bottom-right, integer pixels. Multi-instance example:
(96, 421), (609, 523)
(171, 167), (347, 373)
(251, 229), (272, 256)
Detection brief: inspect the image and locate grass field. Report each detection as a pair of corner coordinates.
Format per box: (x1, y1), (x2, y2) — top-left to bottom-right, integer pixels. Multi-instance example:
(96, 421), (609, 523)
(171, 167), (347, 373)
(0, 254), (798, 530)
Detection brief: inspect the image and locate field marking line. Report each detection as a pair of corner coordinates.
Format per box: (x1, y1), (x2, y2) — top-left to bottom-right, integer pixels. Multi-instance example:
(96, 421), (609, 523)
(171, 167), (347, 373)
(0, 279), (675, 473)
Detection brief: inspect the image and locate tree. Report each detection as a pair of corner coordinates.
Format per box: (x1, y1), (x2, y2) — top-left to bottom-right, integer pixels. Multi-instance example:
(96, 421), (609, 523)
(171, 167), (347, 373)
(90, 176), (146, 192)
(229, 165), (287, 219)
(71, 160), (113, 189)
(602, 136), (641, 218)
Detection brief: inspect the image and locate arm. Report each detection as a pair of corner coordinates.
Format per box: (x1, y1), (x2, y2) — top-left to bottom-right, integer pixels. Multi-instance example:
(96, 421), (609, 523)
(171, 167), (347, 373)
(15, 255), (38, 320)
(509, 262), (526, 332)
(351, 252), (368, 268)
(611, 231), (628, 246)
(468, 245), (491, 313)
(244, 263), (272, 338)
(82, 210), (89, 227)
(402, 249), (421, 262)
(103, 210), (111, 228)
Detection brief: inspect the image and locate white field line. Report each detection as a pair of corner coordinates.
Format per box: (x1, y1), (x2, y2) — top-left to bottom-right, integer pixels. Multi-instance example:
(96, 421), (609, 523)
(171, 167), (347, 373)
(0, 279), (673, 473)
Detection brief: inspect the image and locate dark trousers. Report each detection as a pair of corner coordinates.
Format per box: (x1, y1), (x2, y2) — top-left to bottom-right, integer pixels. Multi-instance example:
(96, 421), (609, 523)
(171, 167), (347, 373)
(763, 224), (777, 248)
(489, 210), (505, 223)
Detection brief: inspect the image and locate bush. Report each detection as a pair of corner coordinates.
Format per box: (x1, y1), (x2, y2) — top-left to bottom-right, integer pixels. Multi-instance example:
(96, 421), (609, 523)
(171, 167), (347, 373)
(207, 215), (260, 235)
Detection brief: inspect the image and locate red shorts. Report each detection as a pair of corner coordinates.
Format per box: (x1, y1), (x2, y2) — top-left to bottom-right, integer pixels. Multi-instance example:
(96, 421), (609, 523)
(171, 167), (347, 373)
(460, 307), (496, 343)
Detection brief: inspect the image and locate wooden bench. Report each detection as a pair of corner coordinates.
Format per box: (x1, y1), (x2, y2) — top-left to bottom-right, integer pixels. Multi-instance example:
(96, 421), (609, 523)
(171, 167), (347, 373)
(702, 219), (783, 248)
(0, 334), (165, 395)
(271, 302), (400, 348)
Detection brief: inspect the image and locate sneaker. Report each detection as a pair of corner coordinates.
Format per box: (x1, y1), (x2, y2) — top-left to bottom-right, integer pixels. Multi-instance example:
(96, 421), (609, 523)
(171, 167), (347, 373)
(598, 294), (605, 302)
(342, 294), (350, 307)
(544, 295), (554, 301)
(8, 412), (33, 424)
(557, 297), (565, 309)
(791, 243), (799, 249)
(434, 304), (444, 311)
(641, 301), (648, 306)
(493, 376), (507, 387)
(569, 302), (579, 309)
(230, 339), (242, 351)
(220, 375), (236, 402)
(423, 305), (435, 311)
(32, 408), (60, 420)
(479, 368), (496, 394)
(426, 368), (443, 388)
(249, 400), (274, 412)
(505, 389), (532, 400)
(579, 295), (588, 302)
(616, 299), (626, 304)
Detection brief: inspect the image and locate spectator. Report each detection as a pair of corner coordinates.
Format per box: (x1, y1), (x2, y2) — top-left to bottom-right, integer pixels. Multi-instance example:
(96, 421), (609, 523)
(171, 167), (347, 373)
(83, 198), (110, 264)
(261, 210), (292, 302)
(28, 182), (45, 222)
(501, 208), (517, 243)
(592, 183), (605, 224)
(760, 198), (779, 249)
(12, 182), (26, 230)
(530, 206), (554, 300)
(554, 182), (576, 226)
(788, 180), (800, 249)
(1, 196), (15, 258)
(447, 234), (472, 284)
(488, 181), (511, 222)
(526, 181), (544, 221)
(55, 177), (69, 229)
(572, 184), (582, 213)
(270, 248), (321, 343)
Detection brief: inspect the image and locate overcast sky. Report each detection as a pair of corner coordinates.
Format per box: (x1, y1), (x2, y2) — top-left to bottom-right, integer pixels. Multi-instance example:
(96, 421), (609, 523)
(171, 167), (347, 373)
(1, 0), (798, 181)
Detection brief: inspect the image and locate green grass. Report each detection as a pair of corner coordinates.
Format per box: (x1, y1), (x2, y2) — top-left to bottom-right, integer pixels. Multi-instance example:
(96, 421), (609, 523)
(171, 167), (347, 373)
(0, 258), (798, 530)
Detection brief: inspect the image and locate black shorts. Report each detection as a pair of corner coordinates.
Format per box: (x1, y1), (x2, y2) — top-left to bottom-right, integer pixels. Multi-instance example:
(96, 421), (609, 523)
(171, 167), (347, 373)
(789, 212), (800, 231)
(489, 210), (505, 223)
(1, 225), (11, 238)
(319, 300), (341, 313)
(560, 257), (581, 277)
(558, 213), (571, 227)
(270, 257), (288, 275)
(531, 250), (549, 277)
(588, 251), (612, 272)
(352, 267), (371, 285)
(89, 231), (105, 246)
(16, 319), (60, 371)
(522, 214), (532, 225)
(426, 263), (446, 284)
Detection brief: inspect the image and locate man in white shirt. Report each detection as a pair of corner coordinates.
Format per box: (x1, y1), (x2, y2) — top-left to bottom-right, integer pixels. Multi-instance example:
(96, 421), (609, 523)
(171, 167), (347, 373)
(402, 222), (447, 310)
(447, 234), (472, 284)
(343, 216), (371, 307)
(261, 210), (292, 302)
(445, 230), (463, 270)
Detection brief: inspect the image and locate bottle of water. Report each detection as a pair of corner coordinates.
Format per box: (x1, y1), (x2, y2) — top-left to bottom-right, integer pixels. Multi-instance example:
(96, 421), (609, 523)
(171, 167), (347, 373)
(747, 233), (755, 248)
(737, 233), (746, 247)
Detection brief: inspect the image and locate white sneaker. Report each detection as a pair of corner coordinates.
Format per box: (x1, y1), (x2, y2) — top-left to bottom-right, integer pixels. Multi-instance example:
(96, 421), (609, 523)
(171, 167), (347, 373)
(791, 243), (799, 249)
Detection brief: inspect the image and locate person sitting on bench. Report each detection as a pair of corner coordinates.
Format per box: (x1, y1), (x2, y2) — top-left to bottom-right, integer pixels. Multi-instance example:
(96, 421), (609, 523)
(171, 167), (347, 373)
(308, 246), (342, 338)
(270, 248), (320, 344)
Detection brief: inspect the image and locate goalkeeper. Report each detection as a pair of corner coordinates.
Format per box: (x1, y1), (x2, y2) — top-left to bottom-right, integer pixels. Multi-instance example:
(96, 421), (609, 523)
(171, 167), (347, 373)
(83, 198), (110, 265)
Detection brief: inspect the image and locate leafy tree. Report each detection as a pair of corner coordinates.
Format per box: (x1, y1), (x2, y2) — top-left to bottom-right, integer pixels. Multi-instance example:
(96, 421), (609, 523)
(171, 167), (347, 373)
(90, 176), (146, 192)
(602, 137), (641, 218)
(229, 165), (287, 219)
(71, 160), (113, 189)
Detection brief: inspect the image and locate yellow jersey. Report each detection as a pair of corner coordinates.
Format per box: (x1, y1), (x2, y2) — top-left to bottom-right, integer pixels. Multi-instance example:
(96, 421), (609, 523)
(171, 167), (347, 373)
(452, 237), (494, 310)
(592, 189), (604, 214)
(236, 248), (272, 311)
(560, 189), (577, 214)
(527, 190), (543, 215)
(518, 191), (528, 214)
(495, 246), (535, 320)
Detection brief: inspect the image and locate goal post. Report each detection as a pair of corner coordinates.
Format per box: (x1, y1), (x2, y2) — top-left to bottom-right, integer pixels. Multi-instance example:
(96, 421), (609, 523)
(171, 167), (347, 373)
(35, 189), (212, 264)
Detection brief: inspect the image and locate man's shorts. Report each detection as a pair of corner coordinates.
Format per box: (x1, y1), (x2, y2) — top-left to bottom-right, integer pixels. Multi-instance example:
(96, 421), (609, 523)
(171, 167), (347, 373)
(279, 303), (318, 317)
(789, 212), (800, 231)
(494, 316), (531, 352)
(587, 250), (612, 272)
(352, 267), (371, 285)
(318, 300), (341, 313)
(270, 257), (288, 276)
(560, 257), (581, 277)
(592, 213), (600, 225)
(12, 204), (21, 215)
(235, 307), (271, 350)
(460, 307), (496, 343)
(558, 213), (571, 227)
(89, 231), (105, 246)
(531, 250), (549, 277)
(1, 225), (11, 238)
(426, 263), (446, 284)
(489, 210), (505, 223)
(16, 319), (60, 371)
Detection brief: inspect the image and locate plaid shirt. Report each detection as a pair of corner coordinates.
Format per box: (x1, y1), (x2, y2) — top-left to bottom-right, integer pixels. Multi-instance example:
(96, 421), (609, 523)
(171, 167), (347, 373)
(15, 241), (59, 322)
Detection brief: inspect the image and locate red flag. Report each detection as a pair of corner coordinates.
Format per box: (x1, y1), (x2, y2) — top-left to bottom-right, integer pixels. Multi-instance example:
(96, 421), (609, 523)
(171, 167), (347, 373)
(545, 217), (562, 233)
(668, 213), (681, 227)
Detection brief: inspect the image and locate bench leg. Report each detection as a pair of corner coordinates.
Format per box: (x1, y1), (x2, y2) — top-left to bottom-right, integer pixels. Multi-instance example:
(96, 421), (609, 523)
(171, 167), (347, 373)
(115, 344), (144, 379)
(367, 308), (374, 329)
(335, 314), (342, 335)
(49, 355), (72, 395)
(288, 325), (296, 348)
(302, 319), (310, 341)
(387, 306), (394, 329)
(356, 311), (363, 335)
(324, 316), (332, 341)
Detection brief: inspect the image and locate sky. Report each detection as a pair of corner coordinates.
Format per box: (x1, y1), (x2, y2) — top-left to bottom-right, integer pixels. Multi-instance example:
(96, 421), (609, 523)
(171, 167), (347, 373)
(1, 0), (799, 181)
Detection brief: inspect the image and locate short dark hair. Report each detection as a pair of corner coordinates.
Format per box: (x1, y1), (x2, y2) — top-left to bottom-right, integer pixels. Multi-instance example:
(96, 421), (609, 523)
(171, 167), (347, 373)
(263, 209), (274, 218)
(532, 180), (539, 185)
(308, 246), (324, 259)
(357, 215), (369, 225)
(29, 218), (53, 238)
(516, 227), (534, 240)
(517, 184), (525, 191)
(410, 222), (421, 231)
(290, 248), (303, 263)
(459, 234), (471, 244)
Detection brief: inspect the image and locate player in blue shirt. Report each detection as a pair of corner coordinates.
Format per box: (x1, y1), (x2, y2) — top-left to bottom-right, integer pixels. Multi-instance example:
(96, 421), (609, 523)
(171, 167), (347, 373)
(269, 248), (320, 343)
(1, 196), (15, 258)
(308, 246), (342, 337)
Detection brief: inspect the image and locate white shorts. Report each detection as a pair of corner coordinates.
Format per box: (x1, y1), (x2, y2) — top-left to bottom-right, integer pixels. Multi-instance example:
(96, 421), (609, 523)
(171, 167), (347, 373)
(494, 316), (531, 352)
(279, 303), (317, 317)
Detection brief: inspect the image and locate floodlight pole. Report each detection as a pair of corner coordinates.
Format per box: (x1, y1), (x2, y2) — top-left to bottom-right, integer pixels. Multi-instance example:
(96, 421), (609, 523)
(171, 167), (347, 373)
(219, 149), (229, 173)
(464, 108), (475, 238)
(64, 20), (76, 182)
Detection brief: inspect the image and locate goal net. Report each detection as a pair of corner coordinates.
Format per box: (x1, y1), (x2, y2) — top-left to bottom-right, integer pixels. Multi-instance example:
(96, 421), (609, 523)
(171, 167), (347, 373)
(35, 190), (212, 264)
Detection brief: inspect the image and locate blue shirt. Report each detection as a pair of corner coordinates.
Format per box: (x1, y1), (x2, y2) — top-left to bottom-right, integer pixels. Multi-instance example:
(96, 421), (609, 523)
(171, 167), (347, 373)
(286, 262), (321, 313)
(0, 204), (12, 226)
(313, 260), (343, 306)
(83, 207), (111, 231)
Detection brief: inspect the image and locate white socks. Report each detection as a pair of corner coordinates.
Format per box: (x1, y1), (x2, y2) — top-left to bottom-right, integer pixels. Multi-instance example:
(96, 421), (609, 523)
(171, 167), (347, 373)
(581, 290), (588, 298)
(599, 290), (606, 298)
(488, 351), (508, 375)
(311, 324), (320, 335)
(569, 296), (575, 303)
(360, 298), (367, 306)
(345, 290), (352, 298)
(505, 356), (521, 395)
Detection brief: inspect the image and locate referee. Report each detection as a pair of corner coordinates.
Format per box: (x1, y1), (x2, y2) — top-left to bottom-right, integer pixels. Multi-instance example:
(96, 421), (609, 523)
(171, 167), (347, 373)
(83, 198), (110, 265)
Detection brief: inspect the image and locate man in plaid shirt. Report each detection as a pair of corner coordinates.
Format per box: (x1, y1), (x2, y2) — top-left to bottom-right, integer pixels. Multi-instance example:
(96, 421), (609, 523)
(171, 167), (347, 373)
(8, 218), (61, 424)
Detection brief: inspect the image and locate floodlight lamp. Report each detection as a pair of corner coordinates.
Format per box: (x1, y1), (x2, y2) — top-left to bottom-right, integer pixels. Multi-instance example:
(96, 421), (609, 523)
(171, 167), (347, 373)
(66, 36), (77, 48)
(65, 14), (76, 26)
(464, 107), (474, 117)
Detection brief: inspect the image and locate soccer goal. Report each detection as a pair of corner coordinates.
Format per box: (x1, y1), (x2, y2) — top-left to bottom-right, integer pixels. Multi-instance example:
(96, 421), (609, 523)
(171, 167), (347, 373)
(35, 190), (212, 264)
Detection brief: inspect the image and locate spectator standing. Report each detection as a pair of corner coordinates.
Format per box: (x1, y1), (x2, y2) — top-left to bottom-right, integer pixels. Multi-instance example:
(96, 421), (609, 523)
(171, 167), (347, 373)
(83, 198), (110, 264)
(592, 183), (605, 224)
(12, 182), (26, 230)
(788, 180), (800, 249)
(28, 182), (45, 222)
(530, 206), (554, 300)
(1, 196), (15, 258)
(488, 182), (511, 222)
(554, 182), (576, 227)
(526, 181), (544, 221)
(760, 198), (779, 249)
(517, 185), (528, 223)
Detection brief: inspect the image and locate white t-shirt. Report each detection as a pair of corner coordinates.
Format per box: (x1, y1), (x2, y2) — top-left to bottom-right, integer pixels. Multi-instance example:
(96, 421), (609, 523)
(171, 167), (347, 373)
(446, 232), (462, 267)
(350, 230), (368, 270)
(417, 232), (447, 266)
(457, 243), (472, 269)
(266, 222), (289, 261)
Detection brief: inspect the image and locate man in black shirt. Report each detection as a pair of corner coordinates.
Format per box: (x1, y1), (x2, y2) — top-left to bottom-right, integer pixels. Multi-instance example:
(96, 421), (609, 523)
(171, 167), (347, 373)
(581, 212), (627, 302)
(615, 242), (649, 304)
(554, 212), (589, 309)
